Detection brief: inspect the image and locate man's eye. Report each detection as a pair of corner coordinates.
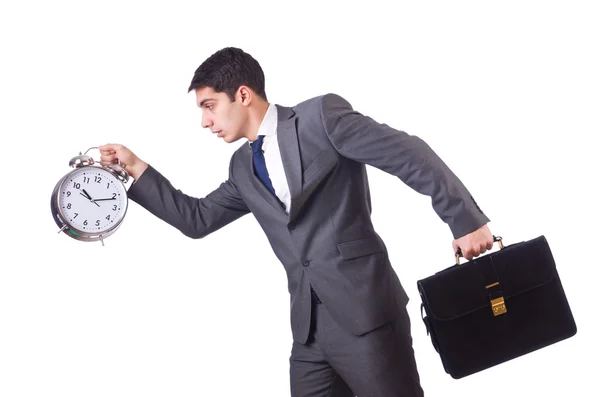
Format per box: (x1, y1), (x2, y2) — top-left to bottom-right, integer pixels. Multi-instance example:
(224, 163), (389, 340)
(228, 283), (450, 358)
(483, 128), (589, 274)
(206, 104), (214, 110)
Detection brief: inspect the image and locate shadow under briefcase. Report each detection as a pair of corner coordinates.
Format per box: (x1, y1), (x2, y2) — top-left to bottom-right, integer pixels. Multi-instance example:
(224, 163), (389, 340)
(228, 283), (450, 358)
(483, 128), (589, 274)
(416, 235), (577, 379)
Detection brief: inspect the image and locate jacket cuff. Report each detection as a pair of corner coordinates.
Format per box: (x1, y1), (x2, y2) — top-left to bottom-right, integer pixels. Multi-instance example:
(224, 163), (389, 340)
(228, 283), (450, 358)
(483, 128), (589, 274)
(127, 164), (158, 203)
(449, 204), (490, 239)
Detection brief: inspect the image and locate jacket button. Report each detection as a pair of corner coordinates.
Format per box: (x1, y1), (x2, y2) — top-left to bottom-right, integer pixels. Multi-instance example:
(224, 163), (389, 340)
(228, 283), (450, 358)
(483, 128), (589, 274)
(301, 260), (310, 267)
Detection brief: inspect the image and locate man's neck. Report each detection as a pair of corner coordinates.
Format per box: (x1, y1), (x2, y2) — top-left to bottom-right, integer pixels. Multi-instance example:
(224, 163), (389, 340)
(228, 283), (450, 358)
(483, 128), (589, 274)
(246, 100), (270, 142)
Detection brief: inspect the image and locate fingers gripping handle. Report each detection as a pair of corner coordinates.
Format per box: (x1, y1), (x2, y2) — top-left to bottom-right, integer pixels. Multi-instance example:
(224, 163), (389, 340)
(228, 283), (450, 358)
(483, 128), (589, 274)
(455, 235), (504, 265)
(68, 146), (130, 184)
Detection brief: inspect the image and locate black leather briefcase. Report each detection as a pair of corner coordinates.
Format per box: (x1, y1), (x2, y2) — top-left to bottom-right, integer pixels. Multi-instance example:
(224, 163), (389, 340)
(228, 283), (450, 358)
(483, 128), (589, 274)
(417, 235), (577, 379)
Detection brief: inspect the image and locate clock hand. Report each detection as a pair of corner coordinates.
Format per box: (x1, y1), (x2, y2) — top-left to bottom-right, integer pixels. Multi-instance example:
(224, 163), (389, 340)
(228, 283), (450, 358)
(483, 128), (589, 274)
(81, 189), (100, 207)
(94, 197), (117, 202)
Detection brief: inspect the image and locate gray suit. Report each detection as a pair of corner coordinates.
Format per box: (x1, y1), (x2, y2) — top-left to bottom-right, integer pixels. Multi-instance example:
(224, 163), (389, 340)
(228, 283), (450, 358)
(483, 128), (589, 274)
(128, 93), (489, 396)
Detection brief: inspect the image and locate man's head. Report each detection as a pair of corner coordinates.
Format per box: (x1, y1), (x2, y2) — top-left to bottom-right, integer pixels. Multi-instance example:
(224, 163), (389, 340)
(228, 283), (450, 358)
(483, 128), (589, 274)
(189, 47), (268, 143)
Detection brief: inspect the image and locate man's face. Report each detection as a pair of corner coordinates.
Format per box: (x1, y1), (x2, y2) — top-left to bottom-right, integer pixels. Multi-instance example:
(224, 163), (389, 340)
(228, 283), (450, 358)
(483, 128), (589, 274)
(195, 86), (248, 143)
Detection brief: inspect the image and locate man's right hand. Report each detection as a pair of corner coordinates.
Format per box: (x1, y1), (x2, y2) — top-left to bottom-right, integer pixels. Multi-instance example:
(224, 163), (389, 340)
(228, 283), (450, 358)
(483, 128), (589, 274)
(99, 143), (148, 180)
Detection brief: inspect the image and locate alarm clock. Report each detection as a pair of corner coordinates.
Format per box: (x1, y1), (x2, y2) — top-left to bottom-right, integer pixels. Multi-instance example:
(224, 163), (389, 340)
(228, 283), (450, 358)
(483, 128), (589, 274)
(51, 147), (130, 245)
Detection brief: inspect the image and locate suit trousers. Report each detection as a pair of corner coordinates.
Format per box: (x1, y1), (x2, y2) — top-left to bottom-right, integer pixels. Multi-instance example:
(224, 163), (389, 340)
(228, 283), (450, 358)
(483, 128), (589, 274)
(289, 297), (425, 397)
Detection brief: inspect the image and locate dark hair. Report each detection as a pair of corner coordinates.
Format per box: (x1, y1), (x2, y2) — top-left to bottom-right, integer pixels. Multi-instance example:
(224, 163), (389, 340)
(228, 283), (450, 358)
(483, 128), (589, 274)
(188, 47), (267, 101)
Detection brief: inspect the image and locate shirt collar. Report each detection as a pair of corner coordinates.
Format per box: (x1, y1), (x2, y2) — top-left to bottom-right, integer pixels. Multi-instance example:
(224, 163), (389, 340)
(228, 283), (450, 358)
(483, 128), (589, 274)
(248, 103), (278, 146)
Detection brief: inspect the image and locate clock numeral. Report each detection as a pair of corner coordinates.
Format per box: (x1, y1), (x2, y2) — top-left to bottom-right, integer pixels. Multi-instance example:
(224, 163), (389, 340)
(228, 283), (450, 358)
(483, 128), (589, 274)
(83, 177), (90, 183)
(112, 205), (117, 211)
(74, 213), (78, 218)
(66, 191), (71, 197)
(67, 203), (72, 209)
(112, 193), (117, 199)
(105, 215), (111, 220)
(73, 182), (80, 189)
(95, 176), (102, 183)
(106, 183), (110, 189)
(83, 220), (88, 226)
(95, 220), (100, 226)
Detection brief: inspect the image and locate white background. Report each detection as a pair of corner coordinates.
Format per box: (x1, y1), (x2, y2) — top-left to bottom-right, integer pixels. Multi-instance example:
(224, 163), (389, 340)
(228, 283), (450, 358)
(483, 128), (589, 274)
(1, 1), (598, 396)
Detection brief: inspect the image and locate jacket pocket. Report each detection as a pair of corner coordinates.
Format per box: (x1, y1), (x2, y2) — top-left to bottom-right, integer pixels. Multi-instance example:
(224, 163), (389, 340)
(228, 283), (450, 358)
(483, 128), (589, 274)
(337, 235), (385, 260)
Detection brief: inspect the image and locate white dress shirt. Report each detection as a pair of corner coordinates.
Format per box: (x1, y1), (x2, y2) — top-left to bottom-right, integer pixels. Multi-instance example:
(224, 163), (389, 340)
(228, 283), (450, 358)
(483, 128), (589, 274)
(250, 103), (291, 213)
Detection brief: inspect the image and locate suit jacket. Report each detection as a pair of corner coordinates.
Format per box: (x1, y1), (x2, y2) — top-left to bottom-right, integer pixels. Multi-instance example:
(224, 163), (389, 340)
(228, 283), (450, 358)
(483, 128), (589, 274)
(128, 93), (490, 344)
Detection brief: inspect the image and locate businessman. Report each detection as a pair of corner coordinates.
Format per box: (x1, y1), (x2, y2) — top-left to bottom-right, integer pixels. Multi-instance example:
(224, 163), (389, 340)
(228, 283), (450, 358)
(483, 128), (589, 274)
(100, 47), (493, 397)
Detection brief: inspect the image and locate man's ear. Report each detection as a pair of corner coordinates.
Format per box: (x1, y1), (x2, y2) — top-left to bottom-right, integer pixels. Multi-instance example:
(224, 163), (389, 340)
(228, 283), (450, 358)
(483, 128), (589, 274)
(237, 85), (252, 106)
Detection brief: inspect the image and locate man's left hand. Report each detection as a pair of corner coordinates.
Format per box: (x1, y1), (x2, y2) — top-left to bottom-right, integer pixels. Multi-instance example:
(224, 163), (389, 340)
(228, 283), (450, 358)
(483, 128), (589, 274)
(452, 224), (494, 260)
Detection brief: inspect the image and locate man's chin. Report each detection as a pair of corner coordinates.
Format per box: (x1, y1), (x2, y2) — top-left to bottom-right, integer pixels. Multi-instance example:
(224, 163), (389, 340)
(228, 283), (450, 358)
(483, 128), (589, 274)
(223, 135), (241, 143)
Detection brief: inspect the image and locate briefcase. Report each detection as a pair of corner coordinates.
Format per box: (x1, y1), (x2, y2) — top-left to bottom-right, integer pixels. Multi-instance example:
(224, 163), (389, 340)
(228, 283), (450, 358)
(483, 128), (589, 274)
(416, 235), (577, 379)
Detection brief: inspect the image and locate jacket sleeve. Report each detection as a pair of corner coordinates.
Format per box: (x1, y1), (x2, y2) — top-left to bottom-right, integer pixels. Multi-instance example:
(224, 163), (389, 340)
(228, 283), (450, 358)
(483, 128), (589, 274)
(127, 156), (250, 239)
(319, 93), (489, 239)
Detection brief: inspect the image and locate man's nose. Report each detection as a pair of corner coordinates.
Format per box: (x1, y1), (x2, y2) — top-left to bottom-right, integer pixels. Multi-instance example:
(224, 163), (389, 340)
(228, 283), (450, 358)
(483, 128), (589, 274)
(202, 113), (213, 129)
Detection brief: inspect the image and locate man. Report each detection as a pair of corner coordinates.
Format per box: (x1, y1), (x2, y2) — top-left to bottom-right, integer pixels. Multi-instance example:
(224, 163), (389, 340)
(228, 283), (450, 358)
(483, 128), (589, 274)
(100, 47), (493, 397)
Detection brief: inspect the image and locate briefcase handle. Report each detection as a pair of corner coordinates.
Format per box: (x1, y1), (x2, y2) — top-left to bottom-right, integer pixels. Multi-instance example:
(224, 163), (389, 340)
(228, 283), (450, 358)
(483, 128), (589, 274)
(455, 235), (504, 265)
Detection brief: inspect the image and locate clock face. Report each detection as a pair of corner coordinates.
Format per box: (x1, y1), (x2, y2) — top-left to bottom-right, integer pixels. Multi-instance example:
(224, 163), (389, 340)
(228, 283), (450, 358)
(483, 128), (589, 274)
(57, 167), (128, 234)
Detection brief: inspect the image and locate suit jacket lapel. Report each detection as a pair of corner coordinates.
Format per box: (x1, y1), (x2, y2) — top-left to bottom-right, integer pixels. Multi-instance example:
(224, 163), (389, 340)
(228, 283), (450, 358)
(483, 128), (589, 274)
(246, 104), (302, 221)
(275, 105), (302, 222)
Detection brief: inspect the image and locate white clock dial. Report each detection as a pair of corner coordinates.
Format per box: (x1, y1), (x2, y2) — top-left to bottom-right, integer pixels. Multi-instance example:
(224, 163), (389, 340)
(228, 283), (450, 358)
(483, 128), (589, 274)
(57, 167), (128, 233)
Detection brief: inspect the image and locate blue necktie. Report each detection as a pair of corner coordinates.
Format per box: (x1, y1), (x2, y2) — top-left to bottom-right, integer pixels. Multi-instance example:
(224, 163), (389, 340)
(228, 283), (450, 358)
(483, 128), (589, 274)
(251, 135), (277, 196)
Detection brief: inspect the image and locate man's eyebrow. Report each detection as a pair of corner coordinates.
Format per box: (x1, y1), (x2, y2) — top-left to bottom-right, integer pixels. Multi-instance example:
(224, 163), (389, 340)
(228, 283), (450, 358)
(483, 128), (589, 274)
(198, 98), (217, 107)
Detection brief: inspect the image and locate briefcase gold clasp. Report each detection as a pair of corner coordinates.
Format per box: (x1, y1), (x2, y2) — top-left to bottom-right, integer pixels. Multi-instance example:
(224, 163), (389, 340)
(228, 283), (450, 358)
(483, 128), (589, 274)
(491, 297), (507, 316)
